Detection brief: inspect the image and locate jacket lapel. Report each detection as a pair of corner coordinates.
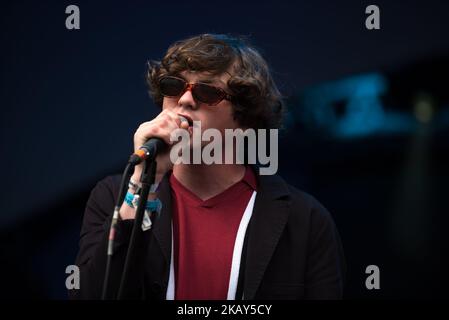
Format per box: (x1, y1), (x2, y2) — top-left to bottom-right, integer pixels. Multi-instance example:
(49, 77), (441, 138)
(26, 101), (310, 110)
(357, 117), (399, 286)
(243, 173), (291, 300)
(151, 174), (172, 264)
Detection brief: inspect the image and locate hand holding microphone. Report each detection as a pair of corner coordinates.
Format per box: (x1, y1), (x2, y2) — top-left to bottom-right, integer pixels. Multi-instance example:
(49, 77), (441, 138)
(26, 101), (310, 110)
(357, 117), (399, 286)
(130, 110), (189, 164)
(131, 109), (190, 178)
(120, 110), (190, 220)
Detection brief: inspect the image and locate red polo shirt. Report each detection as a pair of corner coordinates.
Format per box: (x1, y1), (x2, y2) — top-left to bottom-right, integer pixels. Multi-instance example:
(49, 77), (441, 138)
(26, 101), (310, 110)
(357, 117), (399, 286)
(170, 166), (257, 300)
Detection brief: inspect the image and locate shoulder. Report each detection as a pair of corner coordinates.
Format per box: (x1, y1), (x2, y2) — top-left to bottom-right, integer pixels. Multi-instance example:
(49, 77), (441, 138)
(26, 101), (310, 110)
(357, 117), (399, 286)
(90, 174), (122, 201)
(257, 173), (339, 240)
(83, 174), (123, 222)
(95, 174), (122, 191)
(262, 173), (345, 263)
(287, 183), (333, 222)
(257, 173), (332, 219)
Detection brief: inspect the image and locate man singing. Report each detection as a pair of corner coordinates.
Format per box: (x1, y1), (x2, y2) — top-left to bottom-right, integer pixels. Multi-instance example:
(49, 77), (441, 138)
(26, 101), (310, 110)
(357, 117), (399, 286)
(70, 33), (345, 300)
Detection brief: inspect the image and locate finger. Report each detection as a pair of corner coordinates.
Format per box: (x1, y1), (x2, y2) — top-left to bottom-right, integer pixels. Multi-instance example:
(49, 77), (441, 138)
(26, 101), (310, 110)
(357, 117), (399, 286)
(179, 118), (189, 129)
(162, 109), (182, 127)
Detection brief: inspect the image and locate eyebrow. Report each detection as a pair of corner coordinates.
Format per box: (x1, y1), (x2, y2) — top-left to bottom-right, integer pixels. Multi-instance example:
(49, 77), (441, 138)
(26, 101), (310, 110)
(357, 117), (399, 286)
(177, 74), (226, 86)
(198, 78), (214, 83)
(199, 78), (229, 89)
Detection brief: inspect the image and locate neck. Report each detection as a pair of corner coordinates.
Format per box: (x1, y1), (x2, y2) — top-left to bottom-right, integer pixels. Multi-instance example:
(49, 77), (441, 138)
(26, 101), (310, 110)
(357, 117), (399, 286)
(172, 163), (246, 200)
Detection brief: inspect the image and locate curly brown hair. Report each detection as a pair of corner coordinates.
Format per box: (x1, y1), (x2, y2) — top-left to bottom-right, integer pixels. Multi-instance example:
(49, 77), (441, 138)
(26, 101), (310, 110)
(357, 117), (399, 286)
(146, 34), (284, 129)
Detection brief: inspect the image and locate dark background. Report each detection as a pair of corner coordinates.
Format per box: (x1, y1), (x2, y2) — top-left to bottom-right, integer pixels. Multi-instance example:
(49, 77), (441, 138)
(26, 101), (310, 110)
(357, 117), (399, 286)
(1, 0), (448, 299)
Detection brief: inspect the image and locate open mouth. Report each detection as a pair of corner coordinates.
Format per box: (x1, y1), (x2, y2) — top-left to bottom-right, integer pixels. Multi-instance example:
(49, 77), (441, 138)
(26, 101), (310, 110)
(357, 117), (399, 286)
(178, 114), (194, 127)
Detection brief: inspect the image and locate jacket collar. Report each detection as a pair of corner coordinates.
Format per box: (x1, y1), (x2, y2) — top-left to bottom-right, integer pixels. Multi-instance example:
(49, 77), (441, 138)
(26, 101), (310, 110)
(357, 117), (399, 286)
(151, 173), (173, 264)
(243, 172), (291, 299)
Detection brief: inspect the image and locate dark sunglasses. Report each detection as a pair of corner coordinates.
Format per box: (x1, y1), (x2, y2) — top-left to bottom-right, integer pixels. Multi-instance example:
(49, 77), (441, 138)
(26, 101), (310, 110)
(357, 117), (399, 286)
(159, 76), (233, 106)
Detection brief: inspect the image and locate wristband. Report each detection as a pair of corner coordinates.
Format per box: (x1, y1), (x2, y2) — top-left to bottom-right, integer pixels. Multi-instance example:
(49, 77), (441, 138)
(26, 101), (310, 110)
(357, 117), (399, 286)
(123, 192), (162, 231)
(124, 192), (162, 213)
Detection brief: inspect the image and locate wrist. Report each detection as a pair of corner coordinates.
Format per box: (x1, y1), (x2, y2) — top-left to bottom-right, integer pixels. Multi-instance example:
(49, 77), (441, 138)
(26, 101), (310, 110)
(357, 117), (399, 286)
(128, 178), (159, 194)
(131, 172), (164, 187)
(131, 167), (142, 184)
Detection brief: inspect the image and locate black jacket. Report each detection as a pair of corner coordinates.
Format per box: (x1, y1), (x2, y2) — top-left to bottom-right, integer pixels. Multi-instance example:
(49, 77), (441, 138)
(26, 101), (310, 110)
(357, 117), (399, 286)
(69, 171), (345, 300)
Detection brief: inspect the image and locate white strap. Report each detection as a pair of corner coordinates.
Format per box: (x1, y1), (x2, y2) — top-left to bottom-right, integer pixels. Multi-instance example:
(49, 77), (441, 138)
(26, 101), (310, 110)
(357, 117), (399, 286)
(226, 191), (256, 300)
(166, 222), (175, 300)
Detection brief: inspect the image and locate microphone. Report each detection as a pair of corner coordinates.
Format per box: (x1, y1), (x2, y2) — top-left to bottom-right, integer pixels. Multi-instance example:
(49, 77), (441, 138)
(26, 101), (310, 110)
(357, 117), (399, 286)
(128, 115), (189, 165)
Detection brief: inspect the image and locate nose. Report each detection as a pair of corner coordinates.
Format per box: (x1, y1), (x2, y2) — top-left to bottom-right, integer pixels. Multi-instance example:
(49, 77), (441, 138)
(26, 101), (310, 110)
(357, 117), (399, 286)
(177, 86), (199, 110)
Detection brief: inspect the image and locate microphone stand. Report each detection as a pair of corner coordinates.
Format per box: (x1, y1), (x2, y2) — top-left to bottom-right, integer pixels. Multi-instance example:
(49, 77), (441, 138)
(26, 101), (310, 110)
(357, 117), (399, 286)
(117, 157), (157, 299)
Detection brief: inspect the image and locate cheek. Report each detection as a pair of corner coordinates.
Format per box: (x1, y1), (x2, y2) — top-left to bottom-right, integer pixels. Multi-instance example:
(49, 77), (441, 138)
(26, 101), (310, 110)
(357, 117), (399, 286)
(162, 97), (177, 110)
(219, 105), (239, 128)
(203, 105), (236, 130)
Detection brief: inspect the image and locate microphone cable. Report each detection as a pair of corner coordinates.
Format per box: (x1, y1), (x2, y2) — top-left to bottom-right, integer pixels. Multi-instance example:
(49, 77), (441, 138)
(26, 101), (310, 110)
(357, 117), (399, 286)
(101, 162), (133, 300)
